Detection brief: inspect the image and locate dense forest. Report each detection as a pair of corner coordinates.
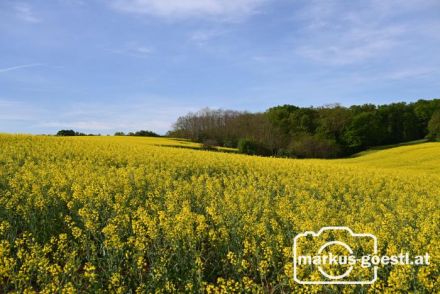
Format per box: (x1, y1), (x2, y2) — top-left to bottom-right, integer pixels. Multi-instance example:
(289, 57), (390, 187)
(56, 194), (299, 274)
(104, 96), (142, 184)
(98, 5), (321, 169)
(167, 99), (440, 158)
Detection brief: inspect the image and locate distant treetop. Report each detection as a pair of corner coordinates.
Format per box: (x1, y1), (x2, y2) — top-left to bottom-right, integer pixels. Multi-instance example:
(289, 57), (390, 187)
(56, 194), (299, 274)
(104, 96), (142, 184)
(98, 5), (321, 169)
(114, 130), (160, 137)
(56, 130), (100, 136)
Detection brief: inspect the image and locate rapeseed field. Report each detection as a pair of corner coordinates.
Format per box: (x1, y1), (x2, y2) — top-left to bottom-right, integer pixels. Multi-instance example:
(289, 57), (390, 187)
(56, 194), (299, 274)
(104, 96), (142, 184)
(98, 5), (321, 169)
(0, 134), (438, 293)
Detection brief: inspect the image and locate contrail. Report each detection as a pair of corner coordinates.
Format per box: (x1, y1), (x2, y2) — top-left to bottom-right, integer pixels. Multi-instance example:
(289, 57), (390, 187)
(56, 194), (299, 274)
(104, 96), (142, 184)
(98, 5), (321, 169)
(0, 63), (43, 73)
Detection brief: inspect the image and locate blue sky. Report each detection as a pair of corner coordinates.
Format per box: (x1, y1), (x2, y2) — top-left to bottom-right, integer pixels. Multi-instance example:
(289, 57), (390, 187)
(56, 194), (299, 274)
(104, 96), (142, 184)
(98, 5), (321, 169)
(1, 0), (439, 134)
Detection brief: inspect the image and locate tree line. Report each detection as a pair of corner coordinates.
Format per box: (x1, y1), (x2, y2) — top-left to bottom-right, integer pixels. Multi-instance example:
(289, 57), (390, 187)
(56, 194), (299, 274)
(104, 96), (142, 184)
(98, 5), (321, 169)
(56, 130), (98, 136)
(56, 130), (160, 137)
(167, 99), (440, 158)
(114, 130), (160, 137)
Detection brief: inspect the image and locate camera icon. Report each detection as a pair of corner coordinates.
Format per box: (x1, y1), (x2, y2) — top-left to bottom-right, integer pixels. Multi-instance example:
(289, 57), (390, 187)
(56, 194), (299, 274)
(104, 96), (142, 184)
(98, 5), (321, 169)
(293, 226), (378, 285)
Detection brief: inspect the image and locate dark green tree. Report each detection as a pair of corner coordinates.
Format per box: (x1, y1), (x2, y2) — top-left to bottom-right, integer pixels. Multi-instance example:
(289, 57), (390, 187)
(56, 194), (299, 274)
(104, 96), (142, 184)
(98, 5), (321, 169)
(266, 105), (300, 134)
(343, 112), (385, 149)
(56, 130), (76, 136)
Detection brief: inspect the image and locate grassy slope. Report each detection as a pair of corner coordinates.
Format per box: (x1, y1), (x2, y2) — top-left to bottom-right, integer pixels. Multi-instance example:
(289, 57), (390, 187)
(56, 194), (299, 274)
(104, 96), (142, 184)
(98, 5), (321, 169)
(351, 139), (428, 157)
(338, 142), (440, 173)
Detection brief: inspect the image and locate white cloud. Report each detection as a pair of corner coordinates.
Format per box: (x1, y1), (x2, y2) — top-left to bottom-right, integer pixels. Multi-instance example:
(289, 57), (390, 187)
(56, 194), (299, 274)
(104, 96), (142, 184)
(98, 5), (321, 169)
(58, 0), (85, 5)
(0, 63), (44, 73)
(39, 121), (113, 130)
(110, 0), (265, 20)
(0, 99), (40, 120)
(383, 68), (436, 80)
(14, 3), (41, 23)
(297, 26), (404, 65)
(189, 28), (226, 46)
(37, 100), (199, 134)
(190, 29), (222, 42)
(1, 96), (200, 135)
(294, 0), (424, 65)
(109, 42), (153, 58)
